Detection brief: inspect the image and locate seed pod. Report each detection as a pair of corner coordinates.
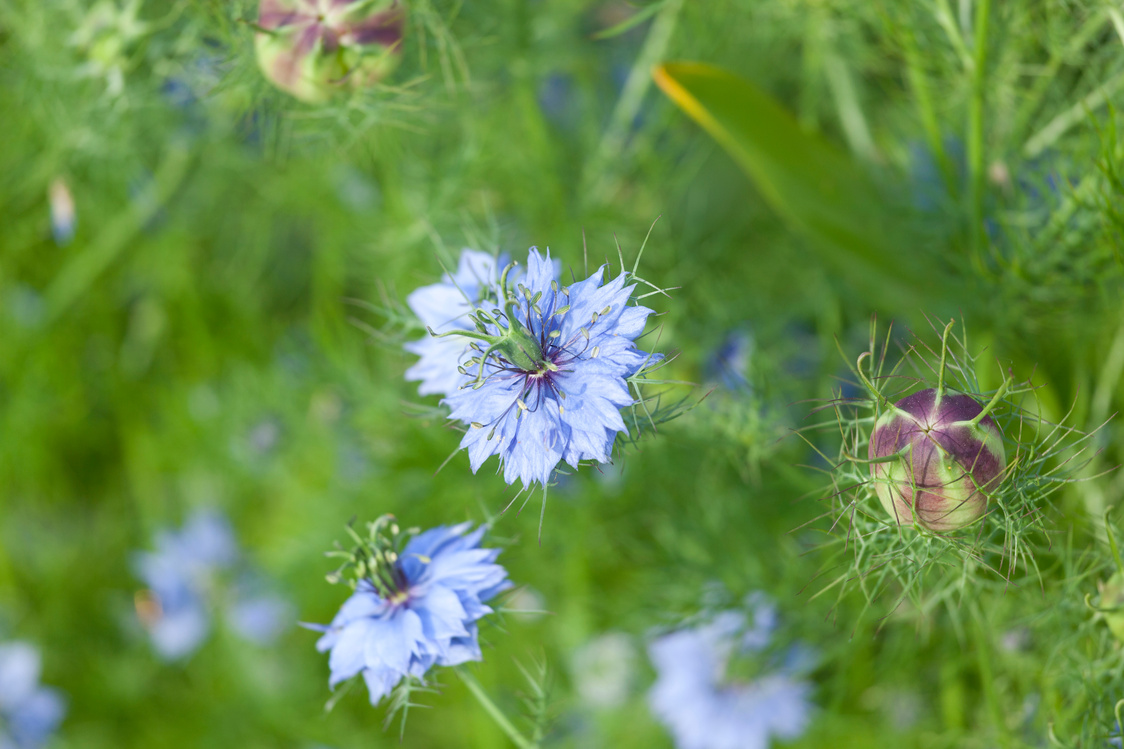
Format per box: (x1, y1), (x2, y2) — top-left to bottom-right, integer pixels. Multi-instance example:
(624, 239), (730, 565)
(255, 0), (405, 103)
(868, 388), (1006, 532)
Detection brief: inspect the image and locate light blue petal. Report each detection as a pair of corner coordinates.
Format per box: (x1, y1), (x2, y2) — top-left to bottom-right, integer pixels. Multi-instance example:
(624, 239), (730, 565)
(327, 619), (381, 686)
(363, 608), (423, 676)
(150, 604), (210, 661)
(0, 643), (40, 711)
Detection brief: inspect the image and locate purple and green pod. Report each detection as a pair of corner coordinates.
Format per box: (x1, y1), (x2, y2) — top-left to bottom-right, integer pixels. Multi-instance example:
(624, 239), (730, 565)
(255, 0), (405, 103)
(868, 388), (1006, 532)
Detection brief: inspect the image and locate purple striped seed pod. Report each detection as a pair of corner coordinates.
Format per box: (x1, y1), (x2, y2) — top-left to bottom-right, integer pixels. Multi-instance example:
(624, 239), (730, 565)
(868, 388), (1006, 532)
(255, 0), (404, 103)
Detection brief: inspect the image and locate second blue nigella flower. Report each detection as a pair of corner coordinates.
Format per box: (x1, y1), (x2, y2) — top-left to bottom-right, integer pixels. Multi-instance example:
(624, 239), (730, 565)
(308, 518), (511, 706)
(439, 248), (659, 488)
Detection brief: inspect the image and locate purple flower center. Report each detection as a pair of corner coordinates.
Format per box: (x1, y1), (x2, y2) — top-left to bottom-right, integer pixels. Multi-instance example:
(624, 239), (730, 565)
(470, 289), (606, 430)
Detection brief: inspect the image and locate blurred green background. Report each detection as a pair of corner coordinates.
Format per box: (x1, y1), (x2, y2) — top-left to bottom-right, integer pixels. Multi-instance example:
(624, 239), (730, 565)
(3, 0), (1124, 746)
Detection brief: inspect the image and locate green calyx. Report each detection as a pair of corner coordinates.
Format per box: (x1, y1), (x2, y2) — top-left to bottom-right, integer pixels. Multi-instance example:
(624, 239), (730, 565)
(428, 262), (550, 386)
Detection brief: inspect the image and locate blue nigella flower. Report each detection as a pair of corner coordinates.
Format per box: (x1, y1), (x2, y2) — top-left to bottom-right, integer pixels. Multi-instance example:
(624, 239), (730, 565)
(647, 599), (813, 749)
(704, 329), (754, 393)
(0, 642), (66, 749)
(439, 248), (659, 488)
(405, 249), (510, 398)
(133, 509), (290, 660)
(308, 520), (511, 706)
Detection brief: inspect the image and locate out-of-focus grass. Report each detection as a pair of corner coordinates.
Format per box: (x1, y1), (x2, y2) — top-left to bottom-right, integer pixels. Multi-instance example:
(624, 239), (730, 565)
(1, 0), (1123, 747)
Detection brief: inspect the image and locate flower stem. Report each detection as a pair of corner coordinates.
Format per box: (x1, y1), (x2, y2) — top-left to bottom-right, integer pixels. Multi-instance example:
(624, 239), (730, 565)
(970, 604), (1013, 749)
(936, 320), (955, 400)
(967, 377), (1009, 427)
(457, 668), (538, 749)
(1105, 510), (1124, 576)
(967, 0), (991, 273)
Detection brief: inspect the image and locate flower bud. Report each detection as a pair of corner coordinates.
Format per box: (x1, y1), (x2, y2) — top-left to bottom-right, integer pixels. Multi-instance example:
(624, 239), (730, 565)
(255, 0), (405, 103)
(868, 388), (1005, 532)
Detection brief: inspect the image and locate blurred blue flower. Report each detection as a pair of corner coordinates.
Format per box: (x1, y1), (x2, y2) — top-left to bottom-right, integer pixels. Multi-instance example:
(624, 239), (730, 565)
(405, 249), (510, 397)
(443, 248), (659, 488)
(648, 600), (813, 749)
(308, 522), (511, 706)
(0, 642), (66, 749)
(704, 329), (753, 392)
(133, 509), (237, 660)
(133, 509), (291, 659)
(228, 576), (294, 647)
(48, 178), (76, 246)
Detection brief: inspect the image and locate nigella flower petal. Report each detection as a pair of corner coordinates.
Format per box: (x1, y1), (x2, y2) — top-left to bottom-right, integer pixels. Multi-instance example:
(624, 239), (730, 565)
(327, 618), (379, 686)
(476, 577), (515, 604)
(422, 548), (506, 590)
(329, 583), (384, 626)
(522, 247), (556, 292)
(402, 522), (474, 560)
(455, 590), (497, 622)
(412, 586), (471, 641)
(501, 406), (566, 486)
(407, 284), (473, 330)
(440, 628), (484, 667)
(612, 304), (656, 341)
(404, 336), (474, 397)
(364, 609), (423, 676)
(362, 667), (402, 705)
(404, 250), (510, 398)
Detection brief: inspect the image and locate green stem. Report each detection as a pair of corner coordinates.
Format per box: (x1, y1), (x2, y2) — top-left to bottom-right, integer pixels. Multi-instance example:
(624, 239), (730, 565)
(44, 145), (193, 323)
(967, 377), (1009, 427)
(936, 320), (955, 400)
(457, 668), (537, 749)
(967, 0), (991, 271)
(1105, 510), (1124, 576)
(970, 604), (1012, 748)
(854, 352), (894, 410)
(901, 23), (954, 193)
(584, 0), (683, 204)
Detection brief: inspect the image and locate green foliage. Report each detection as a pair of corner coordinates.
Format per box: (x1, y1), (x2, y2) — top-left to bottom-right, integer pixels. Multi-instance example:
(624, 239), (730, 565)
(654, 61), (948, 310)
(3, 0), (1124, 747)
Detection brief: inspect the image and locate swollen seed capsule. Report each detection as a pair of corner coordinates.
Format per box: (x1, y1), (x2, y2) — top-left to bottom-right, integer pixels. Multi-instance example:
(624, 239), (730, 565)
(255, 0), (405, 103)
(868, 388), (1006, 532)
